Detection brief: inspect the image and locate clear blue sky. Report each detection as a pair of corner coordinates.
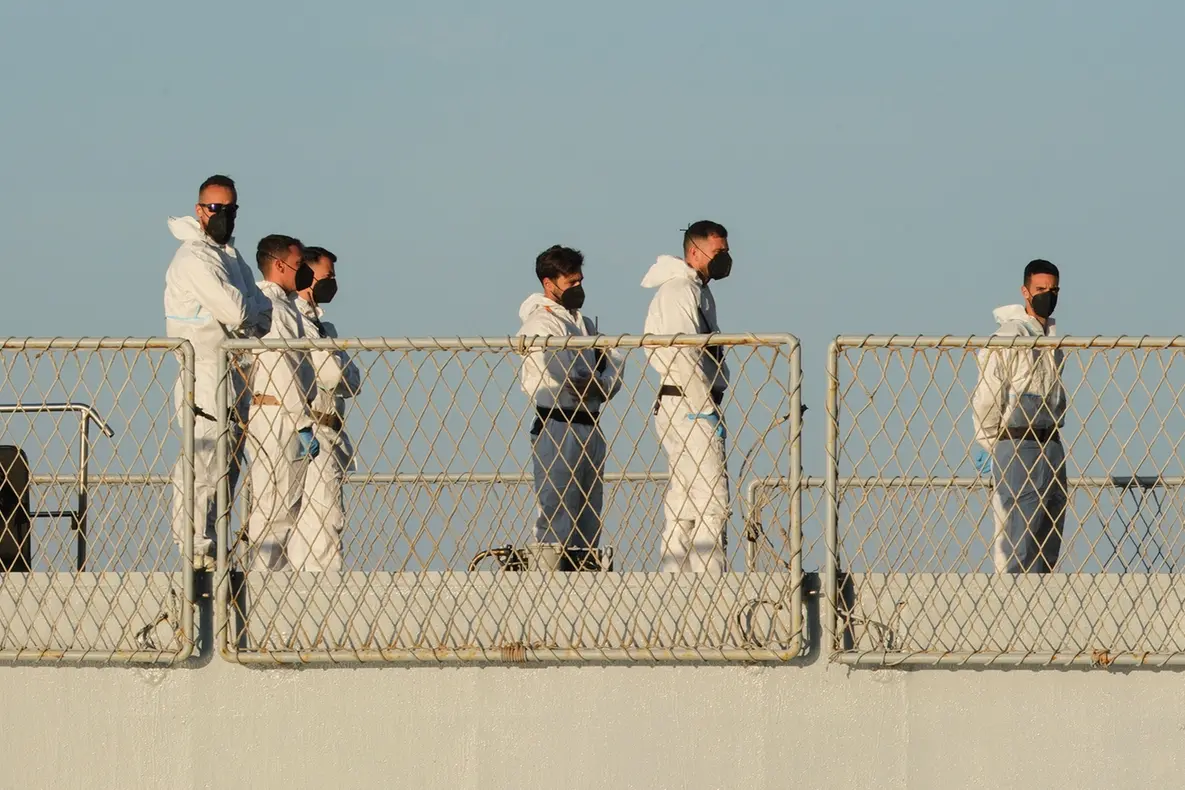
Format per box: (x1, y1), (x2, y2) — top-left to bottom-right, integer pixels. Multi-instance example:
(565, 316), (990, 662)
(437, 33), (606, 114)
(2, 0), (1183, 395)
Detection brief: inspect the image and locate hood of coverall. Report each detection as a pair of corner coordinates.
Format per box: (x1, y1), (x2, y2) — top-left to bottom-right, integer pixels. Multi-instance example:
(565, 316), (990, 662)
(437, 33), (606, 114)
(518, 292), (578, 324)
(168, 215), (232, 247)
(993, 304), (1056, 335)
(641, 255), (699, 289)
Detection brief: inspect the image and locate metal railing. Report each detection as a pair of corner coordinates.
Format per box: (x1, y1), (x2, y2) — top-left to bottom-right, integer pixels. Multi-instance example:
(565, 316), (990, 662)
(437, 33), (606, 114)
(13, 332), (1185, 670)
(824, 335), (1185, 667)
(214, 334), (803, 663)
(0, 402), (115, 570)
(0, 338), (195, 664)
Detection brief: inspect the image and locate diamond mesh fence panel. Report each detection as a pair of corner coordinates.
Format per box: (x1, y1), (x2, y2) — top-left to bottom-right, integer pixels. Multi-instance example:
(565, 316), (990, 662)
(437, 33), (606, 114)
(0, 339), (194, 663)
(744, 478), (826, 576)
(825, 336), (1185, 667)
(214, 334), (802, 663)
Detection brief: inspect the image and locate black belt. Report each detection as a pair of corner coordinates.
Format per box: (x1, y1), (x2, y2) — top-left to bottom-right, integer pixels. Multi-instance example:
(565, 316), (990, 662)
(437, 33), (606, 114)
(655, 385), (724, 413)
(999, 426), (1061, 444)
(530, 406), (599, 436)
(312, 410), (344, 433)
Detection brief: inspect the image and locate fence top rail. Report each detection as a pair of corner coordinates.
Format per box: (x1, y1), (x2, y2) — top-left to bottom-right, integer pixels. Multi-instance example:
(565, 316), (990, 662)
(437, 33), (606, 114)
(0, 337), (192, 352)
(0, 402), (115, 437)
(750, 475), (1185, 490)
(832, 335), (1185, 351)
(220, 333), (800, 352)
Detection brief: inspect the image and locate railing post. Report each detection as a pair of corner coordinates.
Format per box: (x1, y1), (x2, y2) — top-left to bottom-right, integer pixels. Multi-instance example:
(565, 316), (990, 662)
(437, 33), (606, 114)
(76, 411), (91, 571)
(823, 339), (840, 657)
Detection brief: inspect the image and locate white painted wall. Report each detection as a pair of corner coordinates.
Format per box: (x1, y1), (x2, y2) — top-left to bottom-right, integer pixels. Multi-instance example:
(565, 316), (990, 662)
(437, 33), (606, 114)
(3, 656), (1182, 790)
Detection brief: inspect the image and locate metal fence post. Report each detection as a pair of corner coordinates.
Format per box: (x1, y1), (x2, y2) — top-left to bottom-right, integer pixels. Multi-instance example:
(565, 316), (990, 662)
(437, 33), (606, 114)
(824, 339), (841, 658)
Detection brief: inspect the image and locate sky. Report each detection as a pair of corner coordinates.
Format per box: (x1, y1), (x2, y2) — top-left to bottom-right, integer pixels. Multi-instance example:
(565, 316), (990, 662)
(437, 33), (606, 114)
(2, 0), (1184, 463)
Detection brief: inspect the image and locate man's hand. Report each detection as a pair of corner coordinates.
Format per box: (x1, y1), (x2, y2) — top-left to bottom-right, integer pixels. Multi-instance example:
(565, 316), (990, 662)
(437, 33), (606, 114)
(296, 427), (321, 460)
(972, 446), (993, 475)
(567, 374), (605, 402)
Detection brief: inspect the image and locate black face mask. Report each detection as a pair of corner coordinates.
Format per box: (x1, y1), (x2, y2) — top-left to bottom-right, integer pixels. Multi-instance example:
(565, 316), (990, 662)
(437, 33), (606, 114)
(706, 250), (733, 281)
(206, 211), (235, 246)
(558, 284), (585, 311)
(1030, 290), (1058, 319)
(295, 264), (315, 292)
(312, 278), (338, 304)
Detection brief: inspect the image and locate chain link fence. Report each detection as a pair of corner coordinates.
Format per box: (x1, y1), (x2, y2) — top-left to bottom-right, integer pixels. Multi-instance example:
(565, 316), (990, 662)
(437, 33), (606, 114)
(213, 334), (802, 663)
(0, 339), (194, 663)
(9, 332), (1185, 669)
(824, 336), (1185, 667)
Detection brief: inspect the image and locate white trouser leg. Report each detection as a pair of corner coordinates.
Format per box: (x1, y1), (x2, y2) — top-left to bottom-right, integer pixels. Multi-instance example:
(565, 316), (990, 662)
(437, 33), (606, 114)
(289, 426), (347, 572)
(246, 405), (305, 571)
(654, 399), (728, 573)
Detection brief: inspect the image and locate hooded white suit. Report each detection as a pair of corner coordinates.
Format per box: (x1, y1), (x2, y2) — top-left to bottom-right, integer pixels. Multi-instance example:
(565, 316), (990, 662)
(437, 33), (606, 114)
(163, 216), (271, 565)
(517, 294), (622, 562)
(642, 255), (730, 573)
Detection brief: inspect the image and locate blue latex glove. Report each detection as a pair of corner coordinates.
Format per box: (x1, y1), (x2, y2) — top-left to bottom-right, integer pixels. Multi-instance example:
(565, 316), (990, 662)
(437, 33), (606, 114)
(296, 427), (321, 460)
(687, 412), (726, 440)
(972, 446), (992, 475)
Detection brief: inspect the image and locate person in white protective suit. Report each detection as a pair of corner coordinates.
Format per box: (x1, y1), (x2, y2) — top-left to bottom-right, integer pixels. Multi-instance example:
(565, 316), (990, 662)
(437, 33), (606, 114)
(245, 235), (321, 571)
(971, 259), (1068, 573)
(518, 245), (623, 571)
(291, 246), (361, 572)
(164, 175), (272, 570)
(642, 221), (733, 573)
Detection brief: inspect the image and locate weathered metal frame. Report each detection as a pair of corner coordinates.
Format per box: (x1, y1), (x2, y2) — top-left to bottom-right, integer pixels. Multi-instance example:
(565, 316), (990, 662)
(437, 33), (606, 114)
(825, 335), (1185, 668)
(214, 334), (802, 665)
(0, 338), (195, 664)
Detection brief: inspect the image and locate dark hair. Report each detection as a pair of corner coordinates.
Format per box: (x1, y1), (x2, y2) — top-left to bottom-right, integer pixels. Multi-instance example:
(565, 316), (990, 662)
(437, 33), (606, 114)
(198, 174), (237, 200)
(256, 234), (303, 272)
(1024, 259), (1059, 285)
(682, 220), (728, 255)
(302, 246), (337, 266)
(535, 245), (584, 283)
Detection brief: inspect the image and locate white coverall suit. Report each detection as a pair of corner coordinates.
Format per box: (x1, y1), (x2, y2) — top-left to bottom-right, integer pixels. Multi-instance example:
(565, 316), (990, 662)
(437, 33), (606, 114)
(971, 305), (1068, 573)
(246, 281), (317, 571)
(292, 297), (361, 572)
(517, 294), (622, 563)
(164, 216), (272, 565)
(642, 255), (730, 573)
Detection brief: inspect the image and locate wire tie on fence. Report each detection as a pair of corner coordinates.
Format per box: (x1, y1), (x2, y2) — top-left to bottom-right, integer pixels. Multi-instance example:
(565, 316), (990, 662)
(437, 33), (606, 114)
(501, 642), (527, 663)
(134, 588), (181, 652)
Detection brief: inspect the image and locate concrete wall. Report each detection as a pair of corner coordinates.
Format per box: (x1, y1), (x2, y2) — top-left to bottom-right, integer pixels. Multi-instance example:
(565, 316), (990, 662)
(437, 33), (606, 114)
(3, 607), (1183, 789)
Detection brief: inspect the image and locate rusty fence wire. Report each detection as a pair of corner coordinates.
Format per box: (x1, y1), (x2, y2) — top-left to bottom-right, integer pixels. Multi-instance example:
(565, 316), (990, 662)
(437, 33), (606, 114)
(214, 334), (802, 663)
(824, 336), (1185, 667)
(0, 338), (195, 663)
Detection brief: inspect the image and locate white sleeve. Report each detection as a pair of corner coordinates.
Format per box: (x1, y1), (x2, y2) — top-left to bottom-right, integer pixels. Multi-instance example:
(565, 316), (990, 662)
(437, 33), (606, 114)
(266, 307), (314, 429)
(584, 317), (623, 403)
(236, 255), (272, 337)
(314, 321), (362, 398)
(178, 250), (249, 330)
(971, 348), (1012, 451)
(647, 284), (716, 414)
(518, 311), (583, 404)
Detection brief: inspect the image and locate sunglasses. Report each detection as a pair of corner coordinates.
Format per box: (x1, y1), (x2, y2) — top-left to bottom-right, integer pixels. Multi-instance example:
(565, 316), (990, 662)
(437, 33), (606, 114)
(200, 203), (238, 215)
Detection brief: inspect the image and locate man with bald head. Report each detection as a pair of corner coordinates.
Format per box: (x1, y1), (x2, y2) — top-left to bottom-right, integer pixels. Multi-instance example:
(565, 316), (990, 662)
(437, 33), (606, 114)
(164, 174), (272, 570)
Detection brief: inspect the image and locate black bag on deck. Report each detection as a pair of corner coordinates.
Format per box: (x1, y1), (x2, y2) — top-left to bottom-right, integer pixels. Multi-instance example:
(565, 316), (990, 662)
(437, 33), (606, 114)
(0, 446), (31, 572)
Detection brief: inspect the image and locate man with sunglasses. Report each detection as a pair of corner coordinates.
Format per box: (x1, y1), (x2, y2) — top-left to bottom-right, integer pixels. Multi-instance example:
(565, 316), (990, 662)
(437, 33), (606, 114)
(971, 259), (1068, 573)
(164, 174), (272, 570)
(291, 246), (361, 572)
(641, 220), (733, 573)
(246, 235), (321, 571)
